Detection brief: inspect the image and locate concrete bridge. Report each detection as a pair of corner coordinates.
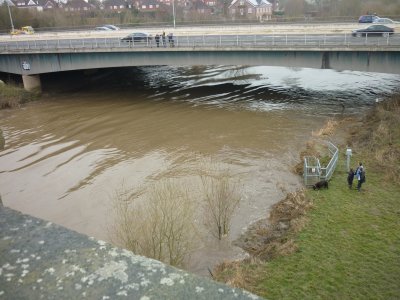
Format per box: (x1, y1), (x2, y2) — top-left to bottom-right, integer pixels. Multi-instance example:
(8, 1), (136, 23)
(1, 32), (400, 90)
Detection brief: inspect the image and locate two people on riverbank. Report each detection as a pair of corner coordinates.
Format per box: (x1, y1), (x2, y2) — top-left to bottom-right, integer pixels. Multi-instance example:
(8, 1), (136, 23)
(347, 162), (366, 191)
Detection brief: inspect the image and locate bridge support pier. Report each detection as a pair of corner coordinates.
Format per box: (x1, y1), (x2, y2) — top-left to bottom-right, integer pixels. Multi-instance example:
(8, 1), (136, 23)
(22, 74), (41, 92)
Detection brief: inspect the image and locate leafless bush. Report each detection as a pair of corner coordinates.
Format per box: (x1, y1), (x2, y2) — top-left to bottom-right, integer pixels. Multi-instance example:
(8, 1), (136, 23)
(356, 95), (400, 182)
(213, 257), (266, 291)
(200, 162), (241, 240)
(312, 118), (338, 137)
(110, 180), (196, 268)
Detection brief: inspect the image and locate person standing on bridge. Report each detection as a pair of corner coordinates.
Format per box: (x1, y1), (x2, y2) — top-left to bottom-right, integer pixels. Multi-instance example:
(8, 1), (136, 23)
(155, 34), (160, 47)
(162, 32), (166, 47)
(168, 33), (174, 47)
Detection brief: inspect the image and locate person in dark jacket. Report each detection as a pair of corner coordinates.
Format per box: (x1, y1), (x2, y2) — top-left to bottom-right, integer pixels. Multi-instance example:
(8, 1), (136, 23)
(355, 162), (365, 192)
(162, 32), (166, 47)
(347, 168), (354, 189)
(155, 34), (160, 47)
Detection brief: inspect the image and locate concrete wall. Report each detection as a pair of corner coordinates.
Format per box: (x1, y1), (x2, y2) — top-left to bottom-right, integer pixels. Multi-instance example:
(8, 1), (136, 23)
(0, 206), (261, 299)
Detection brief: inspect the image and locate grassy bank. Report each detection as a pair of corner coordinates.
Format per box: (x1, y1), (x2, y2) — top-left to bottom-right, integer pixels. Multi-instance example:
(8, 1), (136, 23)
(215, 95), (400, 299)
(0, 83), (39, 109)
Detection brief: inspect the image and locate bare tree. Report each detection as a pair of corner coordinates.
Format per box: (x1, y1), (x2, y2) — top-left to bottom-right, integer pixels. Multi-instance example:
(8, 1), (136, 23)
(200, 163), (241, 240)
(110, 180), (196, 268)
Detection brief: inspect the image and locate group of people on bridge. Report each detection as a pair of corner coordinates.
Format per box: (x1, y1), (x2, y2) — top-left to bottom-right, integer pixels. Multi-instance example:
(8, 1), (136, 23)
(154, 32), (174, 48)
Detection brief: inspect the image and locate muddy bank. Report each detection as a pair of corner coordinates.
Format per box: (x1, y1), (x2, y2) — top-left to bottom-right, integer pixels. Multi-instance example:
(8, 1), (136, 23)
(229, 117), (355, 261)
(0, 83), (39, 109)
(232, 189), (312, 260)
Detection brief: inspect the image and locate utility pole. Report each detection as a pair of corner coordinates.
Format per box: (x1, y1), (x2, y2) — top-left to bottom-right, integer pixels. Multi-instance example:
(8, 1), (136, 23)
(6, 0), (15, 32)
(172, 0), (176, 28)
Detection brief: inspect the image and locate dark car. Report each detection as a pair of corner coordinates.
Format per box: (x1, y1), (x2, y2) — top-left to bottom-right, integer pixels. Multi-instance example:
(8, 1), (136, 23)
(121, 32), (152, 43)
(352, 24), (394, 37)
(358, 15), (379, 23)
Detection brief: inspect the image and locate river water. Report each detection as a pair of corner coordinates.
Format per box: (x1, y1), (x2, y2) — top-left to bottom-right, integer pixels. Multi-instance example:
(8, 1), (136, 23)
(1, 66), (399, 275)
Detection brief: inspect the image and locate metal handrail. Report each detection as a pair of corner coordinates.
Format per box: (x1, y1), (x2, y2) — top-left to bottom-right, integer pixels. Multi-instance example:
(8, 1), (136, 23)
(1, 33), (399, 52)
(303, 141), (338, 186)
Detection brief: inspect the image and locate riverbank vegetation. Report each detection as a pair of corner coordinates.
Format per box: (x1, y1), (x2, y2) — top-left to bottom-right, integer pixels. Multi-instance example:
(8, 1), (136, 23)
(0, 83), (39, 109)
(214, 94), (400, 299)
(110, 180), (196, 268)
(110, 164), (242, 268)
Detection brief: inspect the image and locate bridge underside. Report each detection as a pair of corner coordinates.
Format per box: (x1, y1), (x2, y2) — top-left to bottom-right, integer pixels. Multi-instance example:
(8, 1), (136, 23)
(1, 49), (399, 90)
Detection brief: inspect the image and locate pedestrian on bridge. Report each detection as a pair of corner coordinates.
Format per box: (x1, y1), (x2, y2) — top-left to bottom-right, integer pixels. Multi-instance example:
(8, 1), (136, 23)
(162, 32), (166, 47)
(155, 34), (160, 47)
(168, 33), (174, 47)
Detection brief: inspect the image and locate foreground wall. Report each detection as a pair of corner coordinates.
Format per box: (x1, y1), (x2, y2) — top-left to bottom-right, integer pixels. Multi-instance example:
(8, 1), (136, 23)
(0, 205), (260, 299)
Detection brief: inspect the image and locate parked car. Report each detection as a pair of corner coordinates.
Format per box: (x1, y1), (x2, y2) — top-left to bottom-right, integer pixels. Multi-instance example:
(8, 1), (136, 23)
(352, 24), (394, 37)
(95, 26), (113, 31)
(358, 15), (379, 23)
(103, 24), (120, 30)
(10, 26), (35, 35)
(373, 18), (399, 24)
(121, 32), (152, 43)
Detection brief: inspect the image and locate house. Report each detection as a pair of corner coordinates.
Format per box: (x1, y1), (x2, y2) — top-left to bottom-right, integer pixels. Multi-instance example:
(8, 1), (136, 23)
(268, 0), (278, 11)
(63, 0), (92, 11)
(203, 0), (216, 7)
(102, 0), (126, 10)
(228, 0), (272, 21)
(137, 0), (161, 11)
(189, 0), (212, 14)
(10, 0), (42, 10)
(0, 0), (15, 6)
(38, 0), (57, 9)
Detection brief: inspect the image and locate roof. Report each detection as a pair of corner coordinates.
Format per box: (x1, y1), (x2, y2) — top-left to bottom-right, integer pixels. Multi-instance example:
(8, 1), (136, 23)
(103, 0), (126, 6)
(0, 0), (15, 5)
(229, 0), (271, 8)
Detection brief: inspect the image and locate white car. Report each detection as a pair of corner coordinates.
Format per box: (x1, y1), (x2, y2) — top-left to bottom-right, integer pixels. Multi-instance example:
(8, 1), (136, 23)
(95, 26), (113, 31)
(103, 25), (120, 31)
(373, 18), (399, 24)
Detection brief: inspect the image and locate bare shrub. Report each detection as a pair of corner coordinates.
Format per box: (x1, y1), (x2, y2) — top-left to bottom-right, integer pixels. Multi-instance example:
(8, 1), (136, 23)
(355, 95), (400, 182)
(109, 183), (144, 254)
(200, 162), (241, 240)
(213, 257), (266, 291)
(110, 180), (196, 268)
(312, 119), (338, 137)
(269, 189), (312, 224)
(233, 189), (312, 260)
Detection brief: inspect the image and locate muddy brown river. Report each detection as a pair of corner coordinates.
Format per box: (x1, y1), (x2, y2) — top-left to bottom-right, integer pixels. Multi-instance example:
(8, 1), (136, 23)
(1, 66), (399, 275)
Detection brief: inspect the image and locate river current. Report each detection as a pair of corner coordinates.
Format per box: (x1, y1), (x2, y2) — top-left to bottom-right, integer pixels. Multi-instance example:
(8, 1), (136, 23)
(1, 66), (399, 275)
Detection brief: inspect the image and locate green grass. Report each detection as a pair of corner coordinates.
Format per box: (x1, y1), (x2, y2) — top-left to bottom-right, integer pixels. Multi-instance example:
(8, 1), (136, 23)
(258, 156), (400, 299)
(214, 96), (400, 299)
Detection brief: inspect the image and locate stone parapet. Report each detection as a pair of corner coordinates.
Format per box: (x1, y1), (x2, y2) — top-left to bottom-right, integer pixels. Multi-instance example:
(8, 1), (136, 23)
(0, 206), (261, 300)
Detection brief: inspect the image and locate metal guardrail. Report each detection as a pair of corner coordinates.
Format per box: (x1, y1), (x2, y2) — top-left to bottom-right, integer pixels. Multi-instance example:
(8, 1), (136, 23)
(1, 33), (399, 52)
(304, 141), (339, 186)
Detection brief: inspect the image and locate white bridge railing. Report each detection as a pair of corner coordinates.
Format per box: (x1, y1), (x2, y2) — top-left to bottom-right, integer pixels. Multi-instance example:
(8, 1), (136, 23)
(0, 33), (399, 52)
